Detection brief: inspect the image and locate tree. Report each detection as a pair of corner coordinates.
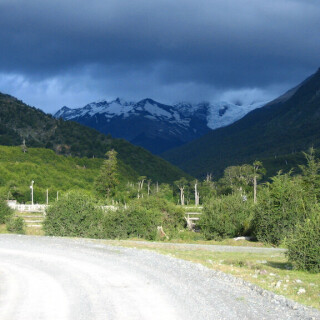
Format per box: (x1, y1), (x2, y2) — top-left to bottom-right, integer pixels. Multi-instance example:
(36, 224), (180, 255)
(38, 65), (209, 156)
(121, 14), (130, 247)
(299, 147), (320, 199)
(147, 179), (152, 196)
(252, 172), (309, 245)
(220, 165), (253, 194)
(219, 162), (265, 202)
(199, 179), (216, 202)
(137, 176), (147, 198)
(175, 178), (188, 206)
(94, 150), (119, 198)
(194, 179), (200, 206)
(21, 139), (28, 153)
(252, 161), (265, 204)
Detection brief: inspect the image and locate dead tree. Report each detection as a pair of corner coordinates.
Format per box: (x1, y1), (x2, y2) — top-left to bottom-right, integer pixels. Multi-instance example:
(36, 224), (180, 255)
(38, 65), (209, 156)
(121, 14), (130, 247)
(175, 178), (187, 206)
(147, 180), (152, 196)
(21, 139), (28, 153)
(137, 176), (146, 198)
(194, 180), (200, 206)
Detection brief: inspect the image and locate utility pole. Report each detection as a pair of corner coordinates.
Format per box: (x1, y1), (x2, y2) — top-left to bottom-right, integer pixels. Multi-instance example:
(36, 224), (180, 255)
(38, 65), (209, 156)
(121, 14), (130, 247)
(30, 180), (34, 206)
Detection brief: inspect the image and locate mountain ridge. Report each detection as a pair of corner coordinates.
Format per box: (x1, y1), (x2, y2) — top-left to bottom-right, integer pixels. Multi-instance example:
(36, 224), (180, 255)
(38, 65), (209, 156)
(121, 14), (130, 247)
(54, 97), (266, 154)
(162, 68), (320, 177)
(0, 92), (189, 183)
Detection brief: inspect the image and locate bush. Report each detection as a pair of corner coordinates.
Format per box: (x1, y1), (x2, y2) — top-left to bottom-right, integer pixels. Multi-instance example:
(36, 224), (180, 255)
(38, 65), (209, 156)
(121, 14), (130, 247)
(199, 193), (254, 240)
(286, 207), (320, 272)
(103, 196), (185, 240)
(0, 200), (13, 224)
(6, 216), (25, 234)
(43, 191), (104, 238)
(252, 174), (312, 245)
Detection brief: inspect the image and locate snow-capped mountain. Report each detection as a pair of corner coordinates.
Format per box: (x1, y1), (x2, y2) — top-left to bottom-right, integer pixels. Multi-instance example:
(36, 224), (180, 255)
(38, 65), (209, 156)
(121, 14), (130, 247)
(54, 98), (266, 154)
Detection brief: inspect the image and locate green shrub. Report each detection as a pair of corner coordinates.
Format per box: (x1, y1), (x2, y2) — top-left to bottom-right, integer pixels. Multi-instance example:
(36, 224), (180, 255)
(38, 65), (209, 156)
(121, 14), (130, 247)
(6, 216), (25, 234)
(252, 174), (312, 245)
(43, 191), (104, 238)
(0, 200), (13, 224)
(103, 196), (185, 240)
(199, 193), (254, 240)
(286, 207), (320, 272)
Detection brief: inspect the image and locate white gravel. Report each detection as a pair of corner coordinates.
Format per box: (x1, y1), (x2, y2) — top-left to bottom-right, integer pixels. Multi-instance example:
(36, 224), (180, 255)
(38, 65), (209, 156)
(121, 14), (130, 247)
(0, 234), (319, 320)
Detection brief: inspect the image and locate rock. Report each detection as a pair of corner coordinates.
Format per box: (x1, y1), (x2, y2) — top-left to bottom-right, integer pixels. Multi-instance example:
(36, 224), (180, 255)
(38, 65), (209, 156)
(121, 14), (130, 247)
(233, 236), (253, 241)
(256, 260), (267, 264)
(259, 269), (268, 275)
(297, 288), (306, 295)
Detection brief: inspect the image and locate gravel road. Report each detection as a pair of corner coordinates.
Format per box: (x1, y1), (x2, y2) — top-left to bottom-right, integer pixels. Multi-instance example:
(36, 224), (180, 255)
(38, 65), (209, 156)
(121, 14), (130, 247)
(0, 234), (319, 320)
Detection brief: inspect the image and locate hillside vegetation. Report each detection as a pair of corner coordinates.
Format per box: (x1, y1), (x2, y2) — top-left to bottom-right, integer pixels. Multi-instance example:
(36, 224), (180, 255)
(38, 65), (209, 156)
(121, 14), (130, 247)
(163, 68), (320, 178)
(0, 93), (189, 183)
(0, 146), (140, 203)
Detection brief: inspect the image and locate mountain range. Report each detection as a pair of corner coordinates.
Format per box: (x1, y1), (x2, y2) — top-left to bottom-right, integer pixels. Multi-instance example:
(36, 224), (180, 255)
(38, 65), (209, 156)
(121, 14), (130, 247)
(54, 98), (265, 154)
(1, 68), (319, 181)
(0, 93), (189, 183)
(162, 68), (320, 178)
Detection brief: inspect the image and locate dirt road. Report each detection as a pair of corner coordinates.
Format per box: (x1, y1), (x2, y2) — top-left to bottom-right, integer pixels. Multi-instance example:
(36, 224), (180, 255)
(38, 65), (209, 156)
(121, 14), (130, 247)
(0, 235), (318, 320)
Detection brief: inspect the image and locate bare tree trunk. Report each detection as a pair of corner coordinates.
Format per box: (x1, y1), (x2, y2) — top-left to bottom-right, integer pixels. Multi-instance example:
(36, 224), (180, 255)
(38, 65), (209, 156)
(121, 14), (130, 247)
(156, 182), (159, 193)
(147, 180), (151, 196)
(180, 187), (185, 206)
(253, 175), (257, 204)
(194, 182), (200, 206)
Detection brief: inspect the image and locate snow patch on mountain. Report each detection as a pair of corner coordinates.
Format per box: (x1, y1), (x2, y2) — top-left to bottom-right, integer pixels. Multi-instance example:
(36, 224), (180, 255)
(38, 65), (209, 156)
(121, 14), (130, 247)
(144, 101), (172, 118)
(206, 101), (265, 130)
(54, 98), (266, 130)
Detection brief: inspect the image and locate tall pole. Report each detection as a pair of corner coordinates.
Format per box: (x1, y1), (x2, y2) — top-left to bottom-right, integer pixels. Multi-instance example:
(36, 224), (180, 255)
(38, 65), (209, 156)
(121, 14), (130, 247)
(30, 180), (34, 206)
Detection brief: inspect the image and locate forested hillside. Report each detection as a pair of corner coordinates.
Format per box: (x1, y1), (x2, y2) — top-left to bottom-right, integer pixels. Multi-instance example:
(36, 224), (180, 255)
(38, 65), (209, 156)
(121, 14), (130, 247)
(0, 93), (189, 183)
(163, 68), (320, 177)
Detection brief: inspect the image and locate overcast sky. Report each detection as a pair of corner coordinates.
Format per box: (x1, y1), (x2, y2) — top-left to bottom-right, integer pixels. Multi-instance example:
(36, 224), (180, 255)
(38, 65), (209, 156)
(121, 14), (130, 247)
(0, 0), (319, 113)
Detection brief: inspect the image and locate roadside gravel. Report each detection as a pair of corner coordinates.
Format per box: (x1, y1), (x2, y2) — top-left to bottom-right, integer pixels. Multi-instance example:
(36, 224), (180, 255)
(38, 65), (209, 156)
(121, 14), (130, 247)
(0, 235), (319, 320)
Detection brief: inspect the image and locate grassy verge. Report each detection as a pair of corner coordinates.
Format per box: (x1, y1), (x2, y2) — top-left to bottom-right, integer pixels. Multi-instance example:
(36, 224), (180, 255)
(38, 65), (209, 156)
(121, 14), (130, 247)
(166, 237), (272, 247)
(0, 224), (7, 233)
(25, 226), (44, 236)
(100, 239), (320, 310)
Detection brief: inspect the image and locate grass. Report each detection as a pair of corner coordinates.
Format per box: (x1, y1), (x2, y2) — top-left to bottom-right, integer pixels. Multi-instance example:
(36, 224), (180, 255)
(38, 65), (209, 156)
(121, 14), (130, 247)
(25, 226), (45, 236)
(0, 224), (7, 233)
(167, 237), (273, 247)
(99, 239), (320, 310)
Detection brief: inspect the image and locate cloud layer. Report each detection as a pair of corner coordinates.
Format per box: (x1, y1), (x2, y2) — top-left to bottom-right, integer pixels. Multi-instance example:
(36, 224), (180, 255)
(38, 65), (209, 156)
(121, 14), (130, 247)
(0, 0), (319, 112)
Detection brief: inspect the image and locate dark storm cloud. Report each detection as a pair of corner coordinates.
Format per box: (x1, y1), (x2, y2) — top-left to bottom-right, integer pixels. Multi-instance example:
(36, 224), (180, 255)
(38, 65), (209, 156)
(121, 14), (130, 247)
(0, 0), (319, 111)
